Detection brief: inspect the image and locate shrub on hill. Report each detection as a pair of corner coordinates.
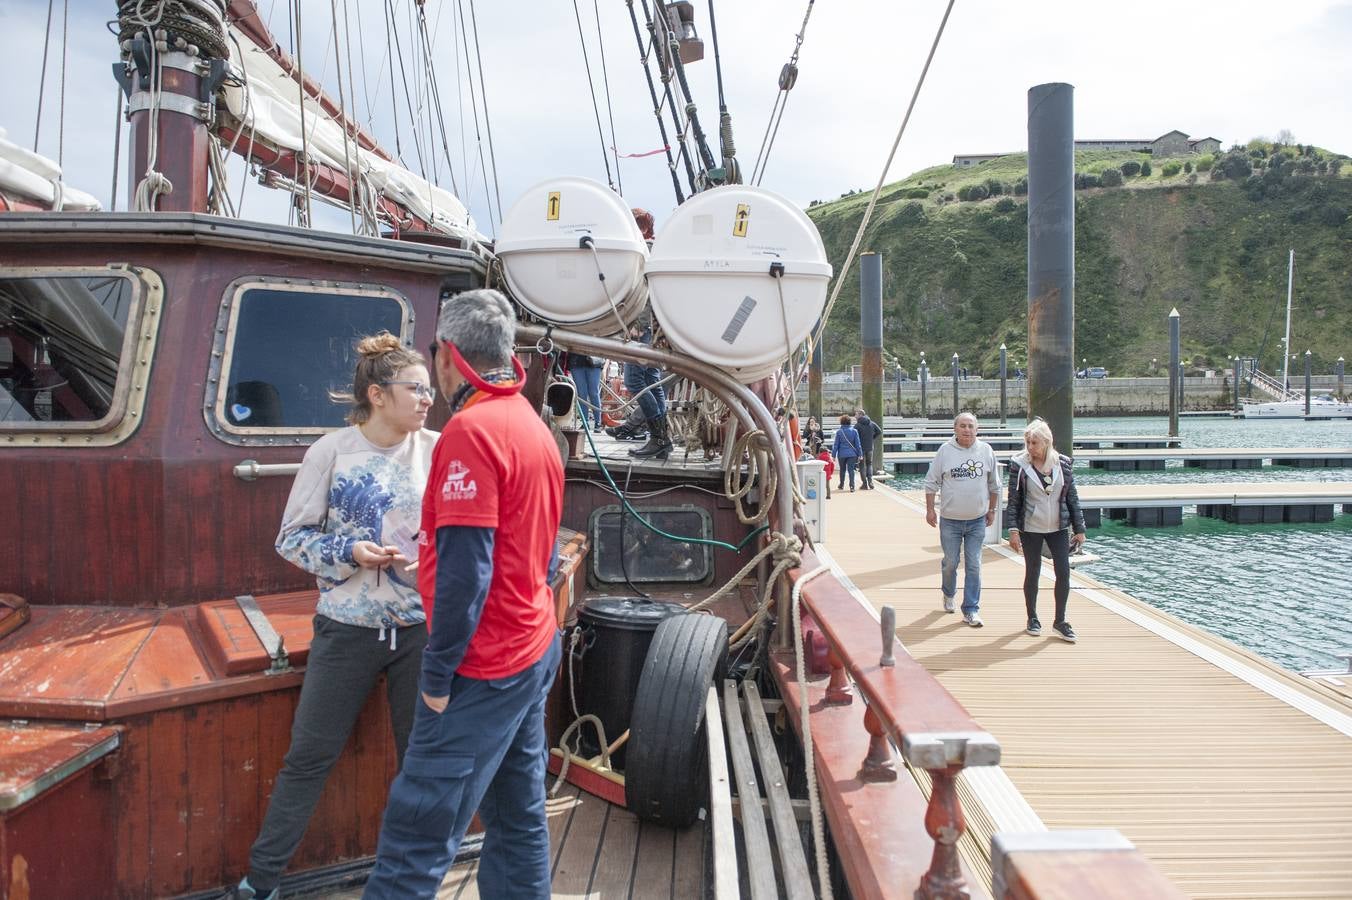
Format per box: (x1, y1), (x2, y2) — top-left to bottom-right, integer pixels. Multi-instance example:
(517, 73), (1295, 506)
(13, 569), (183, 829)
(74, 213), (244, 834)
(1014, 178), (1028, 196)
(957, 183), (990, 201)
(1100, 167), (1123, 187)
(901, 187), (931, 199)
(1184, 161), (1193, 174)
(1120, 160), (1141, 177)
(994, 197), (1017, 213)
(985, 178), (1005, 197)
(1140, 159), (1152, 176)
(1162, 161), (1182, 177)
(1196, 154), (1214, 172)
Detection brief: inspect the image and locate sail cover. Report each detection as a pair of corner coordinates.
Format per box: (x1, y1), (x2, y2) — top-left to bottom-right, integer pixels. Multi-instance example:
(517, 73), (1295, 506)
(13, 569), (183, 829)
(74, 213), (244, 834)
(0, 128), (102, 212)
(221, 30), (482, 242)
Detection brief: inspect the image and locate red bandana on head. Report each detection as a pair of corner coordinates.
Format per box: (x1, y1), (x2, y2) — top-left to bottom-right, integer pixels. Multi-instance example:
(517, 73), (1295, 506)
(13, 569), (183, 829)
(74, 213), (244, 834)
(445, 341), (525, 396)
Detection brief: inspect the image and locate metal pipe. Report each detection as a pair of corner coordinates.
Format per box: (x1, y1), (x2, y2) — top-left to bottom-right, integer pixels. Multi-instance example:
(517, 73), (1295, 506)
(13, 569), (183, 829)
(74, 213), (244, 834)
(809, 328), (823, 423)
(516, 323), (797, 642)
(999, 343), (1008, 426)
(234, 460), (302, 481)
(1338, 357), (1345, 398)
(1168, 308), (1180, 436)
(1027, 82), (1075, 449)
(1233, 355), (1242, 415)
(861, 252), (884, 463)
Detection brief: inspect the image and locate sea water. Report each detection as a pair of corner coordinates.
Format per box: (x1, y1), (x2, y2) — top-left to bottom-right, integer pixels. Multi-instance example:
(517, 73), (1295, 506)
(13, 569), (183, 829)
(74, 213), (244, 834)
(889, 415), (1352, 673)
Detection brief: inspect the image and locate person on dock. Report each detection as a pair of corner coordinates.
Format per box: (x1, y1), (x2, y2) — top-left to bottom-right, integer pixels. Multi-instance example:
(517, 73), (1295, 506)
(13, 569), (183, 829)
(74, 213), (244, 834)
(832, 414), (864, 491)
(855, 408), (882, 490)
(816, 445), (834, 499)
(227, 333), (436, 900)
(924, 412), (1001, 627)
(364, 289), (564, 900)
(803, 415), (826, 457)
(1006, 418), (1086, 643)
(566, 351), (605, 432)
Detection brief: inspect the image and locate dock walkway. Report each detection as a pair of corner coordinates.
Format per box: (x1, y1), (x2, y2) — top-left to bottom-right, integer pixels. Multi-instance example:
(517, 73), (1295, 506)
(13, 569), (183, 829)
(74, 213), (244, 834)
(888, 446), (1352, 473)
(816, 486), (1352, 899)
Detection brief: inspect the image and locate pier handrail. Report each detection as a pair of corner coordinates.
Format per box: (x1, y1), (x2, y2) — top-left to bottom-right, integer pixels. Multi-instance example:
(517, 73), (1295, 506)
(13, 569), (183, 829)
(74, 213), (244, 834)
(1245, 365), (1302, 402)
(783, 548), (1182, 899)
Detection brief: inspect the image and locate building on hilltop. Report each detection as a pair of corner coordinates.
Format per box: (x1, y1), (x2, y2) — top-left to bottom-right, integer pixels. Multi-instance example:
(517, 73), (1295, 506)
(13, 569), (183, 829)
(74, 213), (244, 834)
(953, 131), (1222, 167)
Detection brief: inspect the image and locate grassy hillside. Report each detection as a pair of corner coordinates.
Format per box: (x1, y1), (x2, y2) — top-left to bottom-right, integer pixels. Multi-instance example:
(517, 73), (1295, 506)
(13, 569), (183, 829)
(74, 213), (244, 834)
(808, 147), (1352, 376)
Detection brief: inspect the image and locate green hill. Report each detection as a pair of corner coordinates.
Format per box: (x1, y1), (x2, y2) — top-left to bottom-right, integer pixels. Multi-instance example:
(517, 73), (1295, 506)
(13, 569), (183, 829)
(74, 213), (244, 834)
(807, 145), (1352, 376)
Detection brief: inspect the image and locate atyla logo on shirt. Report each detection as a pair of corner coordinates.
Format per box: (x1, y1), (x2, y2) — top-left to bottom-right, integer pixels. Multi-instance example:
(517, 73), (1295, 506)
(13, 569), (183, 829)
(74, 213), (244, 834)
(441, 459), (478, 501)
(949, 458), (985, 480)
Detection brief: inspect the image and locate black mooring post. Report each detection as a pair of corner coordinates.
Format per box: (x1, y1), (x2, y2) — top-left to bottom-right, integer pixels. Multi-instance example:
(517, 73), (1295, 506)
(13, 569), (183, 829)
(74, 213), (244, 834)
(919, 353), (928, 418)
(1168, 308), (1180, 437)
(1305, 350), (1313, 416)
(951, 353), (959, 417)
(999, 343), (1008, 426)
(1233, 355), (1242, 415)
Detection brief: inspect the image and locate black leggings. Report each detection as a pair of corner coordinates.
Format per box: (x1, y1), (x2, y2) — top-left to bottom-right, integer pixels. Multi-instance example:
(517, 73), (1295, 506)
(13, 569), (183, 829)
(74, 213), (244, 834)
(1021, 530), (1071, 624)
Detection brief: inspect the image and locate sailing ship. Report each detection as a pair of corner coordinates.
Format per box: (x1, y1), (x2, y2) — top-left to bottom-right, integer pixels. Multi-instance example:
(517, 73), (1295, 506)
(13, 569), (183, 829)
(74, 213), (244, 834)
(0, 2), (1183, 898)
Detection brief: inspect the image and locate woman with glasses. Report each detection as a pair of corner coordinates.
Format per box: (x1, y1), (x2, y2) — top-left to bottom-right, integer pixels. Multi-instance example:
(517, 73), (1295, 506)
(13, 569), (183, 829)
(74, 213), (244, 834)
(227, 332), (437, 900)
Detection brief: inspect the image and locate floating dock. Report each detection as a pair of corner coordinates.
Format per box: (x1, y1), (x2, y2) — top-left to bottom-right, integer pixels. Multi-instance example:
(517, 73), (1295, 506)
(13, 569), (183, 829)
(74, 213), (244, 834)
(888, 447), (1352, 473)
(1071, 481), (1352, 527)
(816, 486), (1352, 899)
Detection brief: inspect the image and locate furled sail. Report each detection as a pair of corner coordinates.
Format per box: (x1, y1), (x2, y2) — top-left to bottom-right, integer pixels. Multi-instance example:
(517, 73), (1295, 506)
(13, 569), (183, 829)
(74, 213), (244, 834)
(220, 27), (482, 242)
(0, 128), (101, 212)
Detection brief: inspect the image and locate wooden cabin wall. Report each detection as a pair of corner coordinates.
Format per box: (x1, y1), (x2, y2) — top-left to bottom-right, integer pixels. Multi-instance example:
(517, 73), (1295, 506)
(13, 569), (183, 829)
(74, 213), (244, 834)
(0, 239), (469, 608)
(105, 683), (398, 897)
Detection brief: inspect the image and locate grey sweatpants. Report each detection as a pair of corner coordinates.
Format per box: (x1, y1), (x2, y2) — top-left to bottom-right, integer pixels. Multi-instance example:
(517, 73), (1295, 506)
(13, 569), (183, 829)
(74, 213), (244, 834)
(248, 614), (427, 891)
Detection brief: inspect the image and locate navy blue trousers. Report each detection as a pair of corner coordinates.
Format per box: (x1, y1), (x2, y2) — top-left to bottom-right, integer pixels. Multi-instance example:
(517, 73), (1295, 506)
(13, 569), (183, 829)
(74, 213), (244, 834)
(363, 634), (561, 899)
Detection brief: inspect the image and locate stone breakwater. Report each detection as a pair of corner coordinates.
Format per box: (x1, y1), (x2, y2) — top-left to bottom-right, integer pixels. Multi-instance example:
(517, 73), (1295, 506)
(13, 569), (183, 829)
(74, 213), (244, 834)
(799, 376), (1345, 417)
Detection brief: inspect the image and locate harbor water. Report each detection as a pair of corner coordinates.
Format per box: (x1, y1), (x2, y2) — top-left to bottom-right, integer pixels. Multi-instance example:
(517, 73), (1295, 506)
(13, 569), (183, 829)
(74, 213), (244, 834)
(887, 415), (1352, 673)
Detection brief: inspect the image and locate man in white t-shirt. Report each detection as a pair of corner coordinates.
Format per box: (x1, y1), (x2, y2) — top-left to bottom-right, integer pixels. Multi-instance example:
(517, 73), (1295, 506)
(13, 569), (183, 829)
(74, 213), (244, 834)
(923, 413), (1001, 627)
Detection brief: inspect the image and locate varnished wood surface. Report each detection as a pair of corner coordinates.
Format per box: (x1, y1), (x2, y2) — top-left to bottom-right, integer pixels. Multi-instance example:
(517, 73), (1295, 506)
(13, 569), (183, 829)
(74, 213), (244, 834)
(822, 485), (1352, 899)
(0, 724), (120, 804)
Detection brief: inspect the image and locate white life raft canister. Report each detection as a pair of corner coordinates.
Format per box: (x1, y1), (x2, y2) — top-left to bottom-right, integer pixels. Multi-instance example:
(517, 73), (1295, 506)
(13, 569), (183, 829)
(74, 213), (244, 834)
(496, 176), (649, 336)
(645, 185), (831, 383)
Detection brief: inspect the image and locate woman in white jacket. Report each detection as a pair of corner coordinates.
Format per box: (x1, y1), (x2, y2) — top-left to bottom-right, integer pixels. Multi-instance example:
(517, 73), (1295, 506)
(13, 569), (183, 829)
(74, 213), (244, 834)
(1006, 419), (1086, 643)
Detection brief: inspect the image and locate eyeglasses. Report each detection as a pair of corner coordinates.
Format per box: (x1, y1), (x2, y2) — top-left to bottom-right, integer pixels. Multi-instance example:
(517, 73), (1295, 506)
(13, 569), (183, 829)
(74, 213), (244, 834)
(381, 381), (437, 401)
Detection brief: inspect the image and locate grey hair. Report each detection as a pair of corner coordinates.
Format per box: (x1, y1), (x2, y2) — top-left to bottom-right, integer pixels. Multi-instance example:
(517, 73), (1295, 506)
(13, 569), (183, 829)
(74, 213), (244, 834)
(436, 289), (516, 369)
(954, 411), (978, 426)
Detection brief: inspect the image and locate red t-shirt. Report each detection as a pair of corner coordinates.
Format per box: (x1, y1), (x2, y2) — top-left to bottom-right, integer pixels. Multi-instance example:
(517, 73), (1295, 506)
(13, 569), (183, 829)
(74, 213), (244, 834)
(418, 391), (564, 679)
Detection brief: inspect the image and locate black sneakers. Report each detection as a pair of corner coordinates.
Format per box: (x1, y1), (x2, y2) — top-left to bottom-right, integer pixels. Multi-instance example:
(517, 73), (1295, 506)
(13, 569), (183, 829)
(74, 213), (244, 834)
(1025, 617), (1042, 636)
(1053, 621), (1077, 643)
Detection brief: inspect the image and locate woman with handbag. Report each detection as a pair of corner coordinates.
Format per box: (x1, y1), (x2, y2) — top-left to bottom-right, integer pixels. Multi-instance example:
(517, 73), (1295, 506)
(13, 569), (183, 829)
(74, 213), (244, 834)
(1006, 418), (1086, 643)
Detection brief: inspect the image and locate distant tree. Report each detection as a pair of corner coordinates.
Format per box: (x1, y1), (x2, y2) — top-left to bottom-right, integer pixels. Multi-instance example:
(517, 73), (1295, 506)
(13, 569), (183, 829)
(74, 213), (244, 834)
(1321, 205), (1349, 227)
(1161, 161), (1182, 177)
(1140, 159), (1152, 176)
(1120, 160), (1141, 177)
(1183, 161), (1193, 173)
(985, 178), (1005, 197)
(1100, 167), (1123, 187)
(1196, 154), (1213, 171)
(1217, 151), (1252, 180)
(1331, 158), (1345, 175)
(994, 197), (1017, 213)
(1013, 178), (1028, 196)
(1249, 147), (1266, 158)
(1296, 158), (1316, 174)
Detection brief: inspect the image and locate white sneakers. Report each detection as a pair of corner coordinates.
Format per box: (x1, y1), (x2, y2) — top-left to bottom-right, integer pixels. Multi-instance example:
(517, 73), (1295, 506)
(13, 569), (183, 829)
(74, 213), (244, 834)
(942, 594), (957, 613)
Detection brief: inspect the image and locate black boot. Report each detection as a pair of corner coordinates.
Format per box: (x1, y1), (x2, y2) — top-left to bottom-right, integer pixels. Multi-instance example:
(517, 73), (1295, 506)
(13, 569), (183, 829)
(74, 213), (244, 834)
(629, 415), (673, 460)
(606, 407), (648, 440)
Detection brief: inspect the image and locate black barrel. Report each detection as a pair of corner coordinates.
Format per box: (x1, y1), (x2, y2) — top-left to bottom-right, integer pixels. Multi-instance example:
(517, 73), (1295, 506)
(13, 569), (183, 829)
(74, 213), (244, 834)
(572, 597), (685, 768)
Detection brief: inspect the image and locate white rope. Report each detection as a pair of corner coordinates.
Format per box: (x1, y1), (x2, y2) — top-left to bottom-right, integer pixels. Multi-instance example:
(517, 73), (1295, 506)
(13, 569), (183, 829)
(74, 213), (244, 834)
(133, 35), (173, 212)
(812, 0), (957, 346)
(791, 562), (833, 898)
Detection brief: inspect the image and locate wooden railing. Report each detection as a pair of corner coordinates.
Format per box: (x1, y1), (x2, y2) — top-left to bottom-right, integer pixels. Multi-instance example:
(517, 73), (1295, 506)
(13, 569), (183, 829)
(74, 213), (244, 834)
(777, 548), (1180, 900)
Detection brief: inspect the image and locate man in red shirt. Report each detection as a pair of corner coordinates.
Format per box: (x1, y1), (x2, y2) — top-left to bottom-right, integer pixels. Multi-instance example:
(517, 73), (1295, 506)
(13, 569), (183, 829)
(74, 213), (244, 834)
(364, 289), (564, 899)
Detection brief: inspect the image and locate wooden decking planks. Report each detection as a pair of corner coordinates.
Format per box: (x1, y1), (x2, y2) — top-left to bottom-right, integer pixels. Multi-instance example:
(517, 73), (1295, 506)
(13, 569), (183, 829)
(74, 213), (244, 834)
(430, 783), (701, 899)
(817, 486), (1352, 900)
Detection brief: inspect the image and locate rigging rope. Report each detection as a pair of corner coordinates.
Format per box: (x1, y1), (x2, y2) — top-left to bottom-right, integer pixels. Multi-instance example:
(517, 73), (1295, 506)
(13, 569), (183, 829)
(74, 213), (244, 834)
(590, 0), (624, 195)
(813, 0), (957, 347)
(571, 0), (617, 190)
(415, 0), (463, 199)
(109, 85), (123, 212)
(329, 0), (358, 234)
(623, 0), (684, 203)
(750, 0), (814, 186)
(33, 0), (55, 153)
(58, 0), (68, 167)
(291, 0), (313, 226)
(466, 0), (504, 225)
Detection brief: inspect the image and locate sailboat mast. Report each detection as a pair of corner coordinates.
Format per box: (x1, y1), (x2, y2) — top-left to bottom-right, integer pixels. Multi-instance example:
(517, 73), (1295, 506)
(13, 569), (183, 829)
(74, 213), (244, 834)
(1282, 248), (1294, 389)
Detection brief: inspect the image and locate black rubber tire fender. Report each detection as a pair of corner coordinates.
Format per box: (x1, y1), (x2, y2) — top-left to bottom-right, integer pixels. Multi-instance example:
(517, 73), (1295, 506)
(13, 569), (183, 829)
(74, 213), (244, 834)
(624, 612), (729, 827)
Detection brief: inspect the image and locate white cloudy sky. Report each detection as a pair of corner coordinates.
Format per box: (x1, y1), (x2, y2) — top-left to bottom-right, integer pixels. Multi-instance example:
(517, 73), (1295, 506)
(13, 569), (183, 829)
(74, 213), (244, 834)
(2, 0), (1349, 234)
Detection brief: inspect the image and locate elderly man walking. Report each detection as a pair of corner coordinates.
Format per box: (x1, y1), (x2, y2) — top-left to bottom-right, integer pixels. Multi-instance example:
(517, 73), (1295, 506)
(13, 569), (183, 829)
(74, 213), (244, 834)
(923, 412), (1001, 627)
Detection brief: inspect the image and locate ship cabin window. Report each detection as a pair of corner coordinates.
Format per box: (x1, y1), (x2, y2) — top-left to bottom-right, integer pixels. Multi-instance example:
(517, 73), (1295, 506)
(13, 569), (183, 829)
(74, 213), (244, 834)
(0, 270), (146, 432)
(589, 505), (712, 585)
(212, 281), (413, 441)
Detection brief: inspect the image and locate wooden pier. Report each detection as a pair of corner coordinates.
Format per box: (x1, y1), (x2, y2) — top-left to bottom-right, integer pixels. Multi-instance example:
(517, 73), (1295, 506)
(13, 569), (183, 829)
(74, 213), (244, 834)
(815, 486), (1352, 899)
